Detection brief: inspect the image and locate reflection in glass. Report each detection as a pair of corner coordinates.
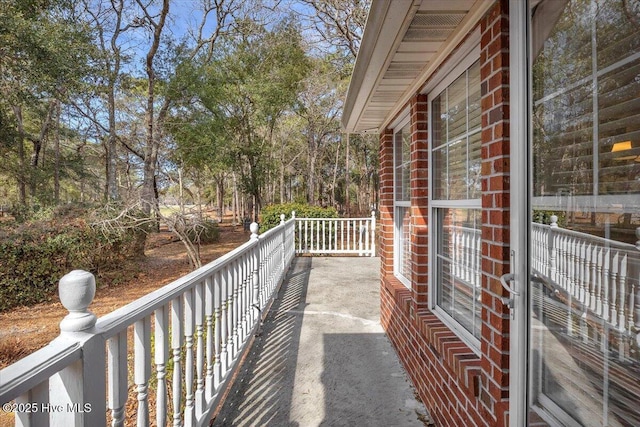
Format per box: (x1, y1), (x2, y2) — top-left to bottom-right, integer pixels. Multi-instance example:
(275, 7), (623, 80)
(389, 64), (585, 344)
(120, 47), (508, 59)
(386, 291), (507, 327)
(431, 61), (482, 201)
(530, 0), (640, 426)
(394, 124), (411, 202)
(437, 208), (481, 339)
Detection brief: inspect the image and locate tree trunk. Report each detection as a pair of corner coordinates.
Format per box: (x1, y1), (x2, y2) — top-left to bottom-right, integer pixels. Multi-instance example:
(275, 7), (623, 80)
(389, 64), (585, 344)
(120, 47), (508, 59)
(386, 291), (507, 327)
(140, 0), (169, 217)
(54, 101), (61, 204)
(106, 88), (119, 202)
(215, 175), (224, 222)
(12, 106), (27, 204)
(332, 142), (340, 208)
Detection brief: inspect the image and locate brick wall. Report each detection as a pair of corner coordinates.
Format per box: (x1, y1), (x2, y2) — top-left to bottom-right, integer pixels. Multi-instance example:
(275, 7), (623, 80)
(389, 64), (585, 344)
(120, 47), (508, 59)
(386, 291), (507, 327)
(410, 94), (429, 309)
(378, 1), (512, 426)
(478, 0), (511, 425)
(379, 128), (394, 278)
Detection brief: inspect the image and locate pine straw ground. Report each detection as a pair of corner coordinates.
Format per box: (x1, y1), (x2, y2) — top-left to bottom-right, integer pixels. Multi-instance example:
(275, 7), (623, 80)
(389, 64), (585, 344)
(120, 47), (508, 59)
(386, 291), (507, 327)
(0, 219), (249, 426)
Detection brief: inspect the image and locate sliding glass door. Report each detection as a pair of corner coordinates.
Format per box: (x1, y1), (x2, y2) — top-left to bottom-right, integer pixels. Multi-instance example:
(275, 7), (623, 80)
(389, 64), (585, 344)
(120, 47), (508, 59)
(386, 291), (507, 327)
(524, 0), (640, 425)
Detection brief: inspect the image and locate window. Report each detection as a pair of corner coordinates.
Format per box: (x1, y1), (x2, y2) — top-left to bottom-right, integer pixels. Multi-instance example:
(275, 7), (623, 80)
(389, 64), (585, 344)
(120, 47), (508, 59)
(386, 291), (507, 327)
(430, 58), (482, 346)
(394, 121), (411, 287)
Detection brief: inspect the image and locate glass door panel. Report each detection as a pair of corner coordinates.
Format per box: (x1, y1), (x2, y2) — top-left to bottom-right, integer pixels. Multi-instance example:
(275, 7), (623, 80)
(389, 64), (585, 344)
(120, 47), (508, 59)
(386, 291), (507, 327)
(529, 0), (640, 426)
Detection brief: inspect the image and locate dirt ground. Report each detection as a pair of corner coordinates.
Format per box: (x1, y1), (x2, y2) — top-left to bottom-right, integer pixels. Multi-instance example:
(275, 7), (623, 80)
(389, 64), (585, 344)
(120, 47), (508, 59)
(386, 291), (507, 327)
(0, 220), (249, 370)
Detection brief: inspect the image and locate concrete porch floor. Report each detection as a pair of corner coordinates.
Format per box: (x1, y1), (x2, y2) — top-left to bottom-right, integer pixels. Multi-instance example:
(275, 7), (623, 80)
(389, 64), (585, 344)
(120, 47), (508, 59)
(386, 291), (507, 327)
(212, 257), (432, 426)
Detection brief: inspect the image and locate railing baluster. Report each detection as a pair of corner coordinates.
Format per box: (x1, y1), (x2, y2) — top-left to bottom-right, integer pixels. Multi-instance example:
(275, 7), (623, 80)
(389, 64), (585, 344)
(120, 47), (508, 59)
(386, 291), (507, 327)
(134, 317), (151, 427)
(171, 296), (183, 427)
(154, 304), (169, 427)
(16, 381), (49, 427)
(239, 258), (247, 344)
(234, 261), (242, 352)
(251, 224), (260, 322)
(618, 252), (628, 331)
(610, 252), (619, 329)
(322, 219), (326, 252)
(184, 288), (195, 427)
(595, 247), (604, 316)
(602, 248), (611, 323)
(243, 252), (252, 335)
(222, 265), (232, 367)
(205, 275), (215, 400)
(578, 240), (586, 305)
(108, 331), (127, 427)
(585, 243), (595, 311)
(213, 271), (222, 389)
(195, 280), (205, 418)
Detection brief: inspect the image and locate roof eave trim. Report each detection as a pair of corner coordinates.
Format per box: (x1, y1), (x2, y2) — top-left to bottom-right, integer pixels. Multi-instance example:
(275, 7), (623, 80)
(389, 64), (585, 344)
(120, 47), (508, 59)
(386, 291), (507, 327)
(341, 0), (420, 133)
(377, 0), (494, 133)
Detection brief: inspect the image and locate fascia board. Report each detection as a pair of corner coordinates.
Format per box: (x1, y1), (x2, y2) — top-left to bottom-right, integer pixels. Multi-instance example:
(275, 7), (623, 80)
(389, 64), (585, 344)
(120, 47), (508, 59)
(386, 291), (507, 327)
(342, 0), (420, 132)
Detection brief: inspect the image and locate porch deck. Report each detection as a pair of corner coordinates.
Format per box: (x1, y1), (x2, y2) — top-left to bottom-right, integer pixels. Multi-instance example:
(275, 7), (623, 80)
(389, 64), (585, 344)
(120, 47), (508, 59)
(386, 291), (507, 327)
(212, 256), (430, 426)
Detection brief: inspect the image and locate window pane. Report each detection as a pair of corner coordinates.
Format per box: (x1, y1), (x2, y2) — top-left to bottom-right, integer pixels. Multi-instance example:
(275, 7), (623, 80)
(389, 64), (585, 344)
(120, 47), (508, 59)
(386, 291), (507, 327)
(394, 124), (411, 201)
(468, 61), (481, 131)
(395, 206), (411, 284)
(448, 138), (467, 199)
(433, 146), (447, 199)
(447, 73), (467, 141)
(533, 82), (593, 197)
(598, 59), (640, 195)
(468, 131), (482, 199)
(596, 0), (640, 70)
(432, 94), (446, 148)
(532, 0), (592, 101)
(436, 208), (481, 340)
(432, 60), (482, 202)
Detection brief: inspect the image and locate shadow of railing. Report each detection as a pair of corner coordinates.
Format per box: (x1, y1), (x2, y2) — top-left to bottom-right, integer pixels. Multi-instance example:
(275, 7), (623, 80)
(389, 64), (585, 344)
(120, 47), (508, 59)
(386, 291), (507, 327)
(211, 257), (312, 426)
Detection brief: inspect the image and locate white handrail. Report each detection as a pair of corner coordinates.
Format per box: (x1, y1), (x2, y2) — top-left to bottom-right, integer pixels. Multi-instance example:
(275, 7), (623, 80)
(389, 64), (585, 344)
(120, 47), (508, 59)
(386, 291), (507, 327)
(294, 211), (376, 257)
(0, 216), (296, 427)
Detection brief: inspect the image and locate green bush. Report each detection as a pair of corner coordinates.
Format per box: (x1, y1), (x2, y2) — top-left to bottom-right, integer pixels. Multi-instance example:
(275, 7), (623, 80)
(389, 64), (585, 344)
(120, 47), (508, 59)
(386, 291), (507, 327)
(185, 219), (220, 244)
(532, 210), (566, 227)
(260, 203), (338, 232)
(0, 209), (138, 312)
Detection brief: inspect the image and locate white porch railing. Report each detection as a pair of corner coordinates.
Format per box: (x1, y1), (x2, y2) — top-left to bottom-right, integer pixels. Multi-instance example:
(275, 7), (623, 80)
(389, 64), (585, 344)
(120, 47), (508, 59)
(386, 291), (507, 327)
(531, 216), (640, 346)
(450, 226), (482, 288)
(294, 211), (376, 256)
(0, 216), (295, 427)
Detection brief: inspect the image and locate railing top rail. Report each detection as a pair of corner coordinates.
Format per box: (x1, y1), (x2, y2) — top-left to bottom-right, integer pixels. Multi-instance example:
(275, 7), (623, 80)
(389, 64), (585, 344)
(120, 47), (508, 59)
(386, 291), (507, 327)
(0, 339), (80, 403)
(97, 218), (293, 338)
(295, 216), (373, 221)
(531, 221), (638, 252)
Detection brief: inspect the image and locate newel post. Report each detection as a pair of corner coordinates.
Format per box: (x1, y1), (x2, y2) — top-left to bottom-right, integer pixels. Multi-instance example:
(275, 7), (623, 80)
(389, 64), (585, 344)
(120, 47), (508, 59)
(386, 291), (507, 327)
(250, 223), (261, 321)
(52, 270), (106, 426)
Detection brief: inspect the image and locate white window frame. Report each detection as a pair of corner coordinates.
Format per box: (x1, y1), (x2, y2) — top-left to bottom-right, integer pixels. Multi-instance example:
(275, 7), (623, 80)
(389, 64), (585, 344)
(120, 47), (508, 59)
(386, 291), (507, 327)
(427, 40), (482, 352)
(393, 115), (411, 288)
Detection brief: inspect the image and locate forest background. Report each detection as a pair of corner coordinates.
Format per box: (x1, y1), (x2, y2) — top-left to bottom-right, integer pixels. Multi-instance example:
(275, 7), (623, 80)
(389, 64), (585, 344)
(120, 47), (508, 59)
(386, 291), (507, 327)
(0, 0), (377, 223)
(0, 0), (377, 311)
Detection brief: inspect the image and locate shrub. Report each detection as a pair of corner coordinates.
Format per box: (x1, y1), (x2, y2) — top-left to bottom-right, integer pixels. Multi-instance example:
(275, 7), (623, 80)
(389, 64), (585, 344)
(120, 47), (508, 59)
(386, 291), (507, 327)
(185, 218), (220, 245)
(260, 203), (338, 232)
(532, 210), (566, 227)
(0, 208), (138, 312)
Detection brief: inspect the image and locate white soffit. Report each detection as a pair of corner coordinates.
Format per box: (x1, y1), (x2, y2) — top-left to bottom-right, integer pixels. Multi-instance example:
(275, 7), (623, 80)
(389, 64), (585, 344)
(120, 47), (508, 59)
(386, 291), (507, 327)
(342, 0), (493, 133)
